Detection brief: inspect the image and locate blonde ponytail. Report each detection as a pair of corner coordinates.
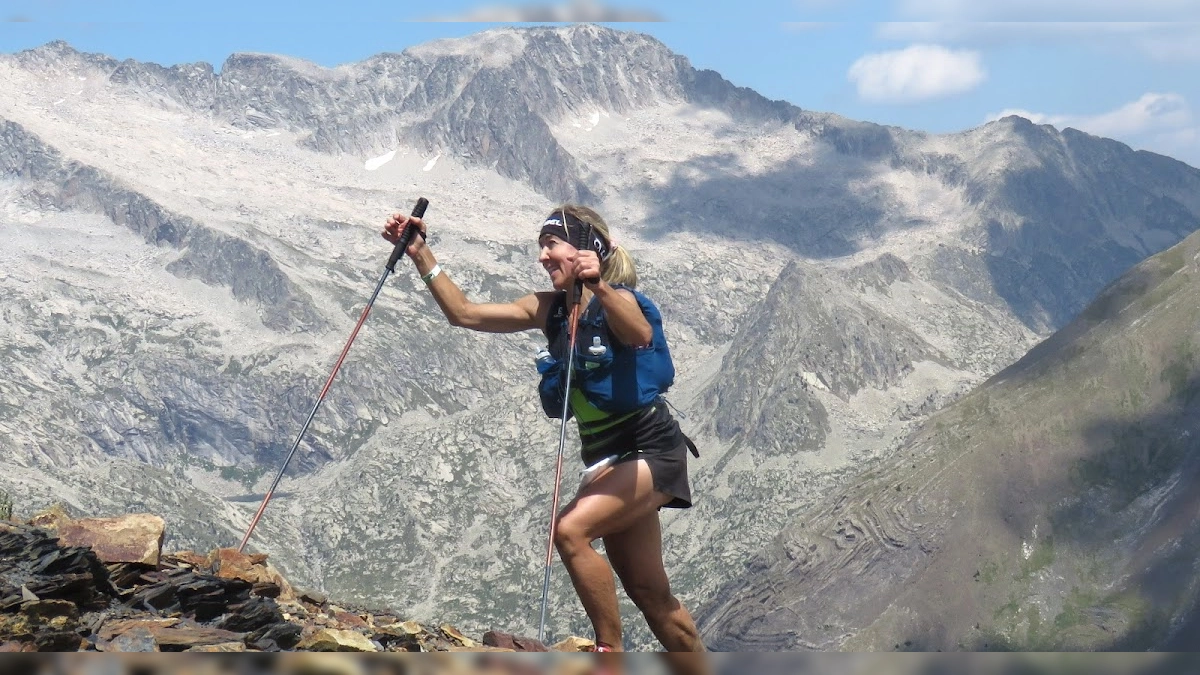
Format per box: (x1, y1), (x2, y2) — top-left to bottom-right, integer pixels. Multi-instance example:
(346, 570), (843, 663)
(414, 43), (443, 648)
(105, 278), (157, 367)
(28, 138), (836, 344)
(554, 204), (639, 289)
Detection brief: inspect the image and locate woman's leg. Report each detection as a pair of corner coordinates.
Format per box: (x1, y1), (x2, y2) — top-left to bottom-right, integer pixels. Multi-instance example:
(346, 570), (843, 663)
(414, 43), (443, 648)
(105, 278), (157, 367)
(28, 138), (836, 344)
(554, 459), (672, 650)
(603, 512), (705, 652)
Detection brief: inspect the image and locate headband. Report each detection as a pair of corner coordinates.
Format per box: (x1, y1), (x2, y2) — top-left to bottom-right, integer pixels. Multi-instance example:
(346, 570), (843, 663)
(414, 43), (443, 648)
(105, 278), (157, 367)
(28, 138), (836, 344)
(538, 211), (612, 262)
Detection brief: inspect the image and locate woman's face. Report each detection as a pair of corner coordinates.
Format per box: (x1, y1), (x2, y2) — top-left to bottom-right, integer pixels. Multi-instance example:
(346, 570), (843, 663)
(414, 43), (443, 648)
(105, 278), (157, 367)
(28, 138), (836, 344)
(538, 234), (578, 290)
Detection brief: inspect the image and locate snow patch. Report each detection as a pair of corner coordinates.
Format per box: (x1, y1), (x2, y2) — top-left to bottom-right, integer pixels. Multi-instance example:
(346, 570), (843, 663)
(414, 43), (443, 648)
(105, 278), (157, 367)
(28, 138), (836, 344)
(422, 153), (441, 172)
(802, 372), (829, 391)
(571, 109), (606, 131)
(365, 149), (396, 171)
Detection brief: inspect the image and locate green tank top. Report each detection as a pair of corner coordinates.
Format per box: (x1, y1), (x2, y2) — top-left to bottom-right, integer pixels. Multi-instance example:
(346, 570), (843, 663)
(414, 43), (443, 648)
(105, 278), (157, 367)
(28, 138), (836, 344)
(570, 388), (640, 454)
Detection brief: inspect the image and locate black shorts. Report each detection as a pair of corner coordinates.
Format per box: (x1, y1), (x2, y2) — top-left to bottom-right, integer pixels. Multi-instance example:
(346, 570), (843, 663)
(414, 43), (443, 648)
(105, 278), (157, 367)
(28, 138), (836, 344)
(579, 402), (696, 510)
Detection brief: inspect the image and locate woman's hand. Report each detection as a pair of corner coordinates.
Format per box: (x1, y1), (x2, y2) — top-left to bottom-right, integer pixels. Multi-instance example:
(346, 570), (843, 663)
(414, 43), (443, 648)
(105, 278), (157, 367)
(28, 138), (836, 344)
(382, 213), (427, 257)
(571, 249), (602, 287)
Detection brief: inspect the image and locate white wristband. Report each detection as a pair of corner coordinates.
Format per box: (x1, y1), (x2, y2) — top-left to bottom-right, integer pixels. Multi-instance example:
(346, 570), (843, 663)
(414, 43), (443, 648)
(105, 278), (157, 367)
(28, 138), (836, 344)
(421, 264), (442, 285)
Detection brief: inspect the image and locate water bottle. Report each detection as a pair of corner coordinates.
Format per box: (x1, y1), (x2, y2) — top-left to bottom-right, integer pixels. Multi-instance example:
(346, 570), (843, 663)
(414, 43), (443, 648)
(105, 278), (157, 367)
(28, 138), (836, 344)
(535, 347), (553, 367)
(587, 335), (607, 356)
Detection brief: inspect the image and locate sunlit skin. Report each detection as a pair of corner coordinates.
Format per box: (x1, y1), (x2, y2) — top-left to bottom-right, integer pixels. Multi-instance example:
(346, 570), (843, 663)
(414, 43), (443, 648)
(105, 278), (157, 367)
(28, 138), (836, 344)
(538, 232), (599, 291)
(382, 212), (707, 658)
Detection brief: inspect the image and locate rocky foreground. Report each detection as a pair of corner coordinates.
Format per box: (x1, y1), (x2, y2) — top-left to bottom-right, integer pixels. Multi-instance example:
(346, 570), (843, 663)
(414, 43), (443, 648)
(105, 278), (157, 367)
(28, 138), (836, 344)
(0, 509), (589, 653)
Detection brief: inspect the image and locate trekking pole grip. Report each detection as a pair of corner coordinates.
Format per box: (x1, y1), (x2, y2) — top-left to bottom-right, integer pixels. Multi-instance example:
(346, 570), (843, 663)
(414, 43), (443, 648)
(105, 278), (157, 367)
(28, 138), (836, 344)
(386, 197), (430, 272)
(568, 218), (592, 306)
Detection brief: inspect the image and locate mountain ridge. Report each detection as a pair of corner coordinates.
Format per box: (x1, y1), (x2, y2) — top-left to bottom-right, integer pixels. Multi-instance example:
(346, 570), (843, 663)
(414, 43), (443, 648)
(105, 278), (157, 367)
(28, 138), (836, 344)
(697, 225), (1200, 650)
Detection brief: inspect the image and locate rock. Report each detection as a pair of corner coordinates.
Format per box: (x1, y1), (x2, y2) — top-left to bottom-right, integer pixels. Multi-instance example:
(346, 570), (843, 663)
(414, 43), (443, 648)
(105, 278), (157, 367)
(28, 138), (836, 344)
(0, 512), (530, 654)
(163, 551), (210, 569)
(0, 523), (114, 611)
(126, 568), (252, 620)
(332, 611), (368, 629)
(0, 599), (84, 652)
(21, 599), (78, 627)
(247, 620), (303, 651)
(217, 596), (284, 633)
(298, 589), (327, 606)
(296, 628), (379, 652)
(97, 618), (180, 642)
(101, 627), (159, 652)
(205, 548), (296, 602)
(552, 636), (595, 652)
(482, 630), (547, 652)
(27, 505), (73, 530)
(482, 630), (515, 650)
(184, 641), (247, 652)
(440, 623), (477, 648)
(54, 514), (165, 565)
(99, 617), (245, 650)
(251, 582), (281, 598)
(512, 635), (549, 652)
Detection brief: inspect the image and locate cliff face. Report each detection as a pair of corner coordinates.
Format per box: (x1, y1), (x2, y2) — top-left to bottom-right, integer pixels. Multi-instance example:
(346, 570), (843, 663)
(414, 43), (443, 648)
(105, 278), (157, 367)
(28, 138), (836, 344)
(699, 228), (1200, 651)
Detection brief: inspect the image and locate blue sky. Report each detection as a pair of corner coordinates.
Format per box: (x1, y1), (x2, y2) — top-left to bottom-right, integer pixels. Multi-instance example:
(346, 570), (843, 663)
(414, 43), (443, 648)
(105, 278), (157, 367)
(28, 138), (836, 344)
(3, 0), (1199, 167)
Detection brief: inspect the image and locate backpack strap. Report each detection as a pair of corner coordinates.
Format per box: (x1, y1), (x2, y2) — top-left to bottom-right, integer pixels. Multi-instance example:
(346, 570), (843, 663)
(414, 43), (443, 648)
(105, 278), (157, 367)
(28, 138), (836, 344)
(683, 433), (700, 458)
(545, 290), (568, 344)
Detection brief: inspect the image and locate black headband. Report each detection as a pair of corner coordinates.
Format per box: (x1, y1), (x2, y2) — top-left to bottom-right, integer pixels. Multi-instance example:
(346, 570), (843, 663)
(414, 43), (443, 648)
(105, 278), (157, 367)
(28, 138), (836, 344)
(538, 211), (612, 261)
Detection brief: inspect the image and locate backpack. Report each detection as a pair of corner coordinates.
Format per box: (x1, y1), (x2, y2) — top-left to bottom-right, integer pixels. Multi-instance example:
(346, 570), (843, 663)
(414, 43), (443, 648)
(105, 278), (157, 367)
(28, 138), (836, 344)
(536, 286), (675, 419)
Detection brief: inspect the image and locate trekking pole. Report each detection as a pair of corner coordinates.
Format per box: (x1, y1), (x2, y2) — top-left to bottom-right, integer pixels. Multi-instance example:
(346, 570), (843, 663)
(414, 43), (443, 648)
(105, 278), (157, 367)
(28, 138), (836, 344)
(537, 217), (593, 643)
(237, 197), (430, 553)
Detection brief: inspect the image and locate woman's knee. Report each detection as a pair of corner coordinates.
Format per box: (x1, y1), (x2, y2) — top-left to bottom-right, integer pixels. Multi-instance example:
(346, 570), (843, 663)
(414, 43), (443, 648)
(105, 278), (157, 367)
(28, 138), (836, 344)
(553, 515), (594, 557)
(624, 580), (677, 616)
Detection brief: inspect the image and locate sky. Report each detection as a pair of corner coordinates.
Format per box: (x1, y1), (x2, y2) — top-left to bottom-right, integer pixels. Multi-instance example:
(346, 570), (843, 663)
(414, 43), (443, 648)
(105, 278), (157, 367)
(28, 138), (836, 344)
(2, 0), (1199, 167)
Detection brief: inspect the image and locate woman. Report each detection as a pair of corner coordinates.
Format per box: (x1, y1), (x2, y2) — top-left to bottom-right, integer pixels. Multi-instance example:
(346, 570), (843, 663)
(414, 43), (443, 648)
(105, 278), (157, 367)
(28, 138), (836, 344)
(382, 204), (704, 653)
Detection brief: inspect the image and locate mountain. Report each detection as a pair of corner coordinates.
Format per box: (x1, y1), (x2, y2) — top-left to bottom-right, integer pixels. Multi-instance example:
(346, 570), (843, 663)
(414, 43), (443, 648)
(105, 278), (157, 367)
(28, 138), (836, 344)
(697, 226), (1200, 650)
(2, 24), (1200, 647)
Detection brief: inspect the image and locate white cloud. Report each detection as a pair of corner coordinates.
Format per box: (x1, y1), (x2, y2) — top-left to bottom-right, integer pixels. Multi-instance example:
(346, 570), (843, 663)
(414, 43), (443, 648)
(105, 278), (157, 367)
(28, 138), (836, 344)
(848, 44), (985, 103)
(895, 0), (1199, 21)
(989, 93), (1190, 137)
(988, 93), (1200, 166)
(877, 22), (1200, 62)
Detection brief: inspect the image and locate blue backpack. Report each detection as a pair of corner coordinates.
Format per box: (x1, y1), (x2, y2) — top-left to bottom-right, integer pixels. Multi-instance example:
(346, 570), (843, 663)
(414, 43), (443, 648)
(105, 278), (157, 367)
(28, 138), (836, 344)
(536, 286), (675, 419)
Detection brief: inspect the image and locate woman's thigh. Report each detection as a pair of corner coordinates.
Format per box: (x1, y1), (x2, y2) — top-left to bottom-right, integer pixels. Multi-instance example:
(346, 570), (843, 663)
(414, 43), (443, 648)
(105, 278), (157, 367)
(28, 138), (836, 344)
(557, 458), (672, 542)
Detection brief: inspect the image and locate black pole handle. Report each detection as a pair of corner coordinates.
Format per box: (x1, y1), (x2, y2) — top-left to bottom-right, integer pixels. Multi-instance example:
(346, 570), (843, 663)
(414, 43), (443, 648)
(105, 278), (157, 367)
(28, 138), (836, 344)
(385, 197), (430, 272)
(568, 216), (593, 306)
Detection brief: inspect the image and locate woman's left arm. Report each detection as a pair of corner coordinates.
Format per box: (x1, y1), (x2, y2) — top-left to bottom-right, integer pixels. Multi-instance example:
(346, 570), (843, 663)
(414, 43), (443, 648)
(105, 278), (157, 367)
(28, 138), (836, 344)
(591, 282), (652, 348)
(572, 248), (652, 347)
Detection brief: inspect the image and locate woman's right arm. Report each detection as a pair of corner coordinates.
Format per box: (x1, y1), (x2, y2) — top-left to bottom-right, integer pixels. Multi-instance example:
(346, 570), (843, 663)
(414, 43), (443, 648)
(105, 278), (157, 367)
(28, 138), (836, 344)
(384, 213), (550, 334)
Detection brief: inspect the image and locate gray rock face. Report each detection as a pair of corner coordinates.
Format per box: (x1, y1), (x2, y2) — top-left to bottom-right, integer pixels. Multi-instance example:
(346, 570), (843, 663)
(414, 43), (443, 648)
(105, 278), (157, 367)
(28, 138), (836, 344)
(704, 258), (943, 455)
(698, 228), (1200, 651)
(969, 118), (1200, 331)
(0, 119), (321, 333)
(3, 24), (1200, 648)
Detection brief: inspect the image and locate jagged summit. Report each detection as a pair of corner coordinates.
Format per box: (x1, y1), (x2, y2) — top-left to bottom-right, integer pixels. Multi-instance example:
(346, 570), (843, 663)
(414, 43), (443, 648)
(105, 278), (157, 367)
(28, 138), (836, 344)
(5, 26), (792, 201)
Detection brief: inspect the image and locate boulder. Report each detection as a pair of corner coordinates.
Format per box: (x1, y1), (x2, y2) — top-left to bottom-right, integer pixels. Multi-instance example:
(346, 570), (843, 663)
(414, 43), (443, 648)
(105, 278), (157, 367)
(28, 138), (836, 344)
(54, 515), (165, 565)
(552, 636), (596, 652)
(296, 628), (378, 652)
(206, 548), (296, 602)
